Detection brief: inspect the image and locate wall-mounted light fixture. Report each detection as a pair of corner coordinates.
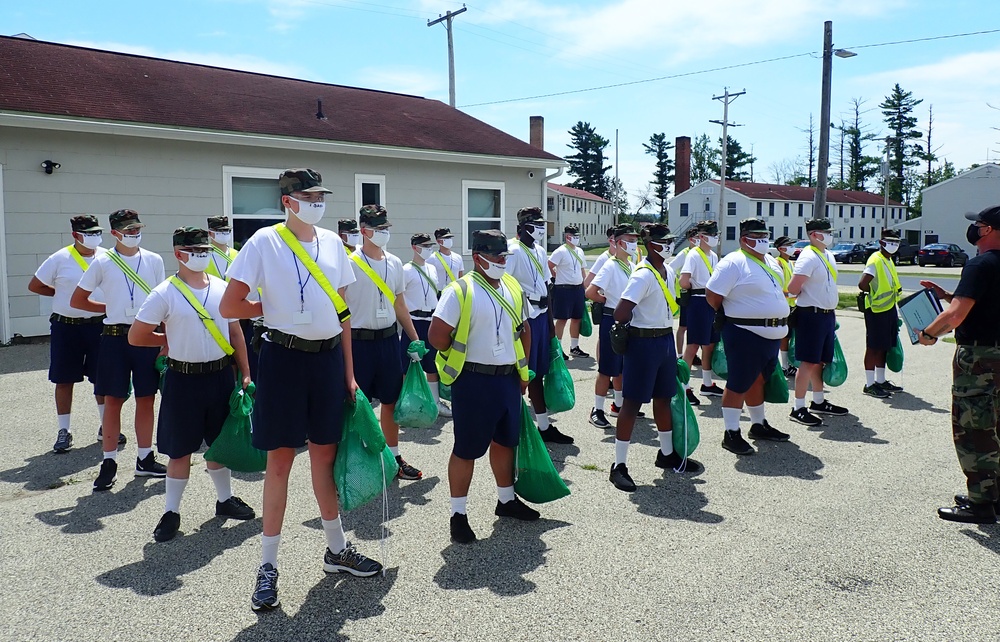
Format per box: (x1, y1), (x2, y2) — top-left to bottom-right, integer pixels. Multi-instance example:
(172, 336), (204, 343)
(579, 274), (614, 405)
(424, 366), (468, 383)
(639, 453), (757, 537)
(41, 160), (61, 174)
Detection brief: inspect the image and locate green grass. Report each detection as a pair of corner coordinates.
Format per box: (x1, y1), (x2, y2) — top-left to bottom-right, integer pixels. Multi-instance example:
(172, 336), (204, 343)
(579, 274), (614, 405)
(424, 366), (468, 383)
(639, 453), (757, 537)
(943, 337), (956, 344)
(583, 246), (608, 257)
(579, 463), (602, 471)
(837, 292), (861, 310)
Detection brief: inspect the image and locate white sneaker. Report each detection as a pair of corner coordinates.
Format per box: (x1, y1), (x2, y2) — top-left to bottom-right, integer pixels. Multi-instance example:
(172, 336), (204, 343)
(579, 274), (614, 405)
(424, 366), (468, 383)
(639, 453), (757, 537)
(437, 402), (453, 418)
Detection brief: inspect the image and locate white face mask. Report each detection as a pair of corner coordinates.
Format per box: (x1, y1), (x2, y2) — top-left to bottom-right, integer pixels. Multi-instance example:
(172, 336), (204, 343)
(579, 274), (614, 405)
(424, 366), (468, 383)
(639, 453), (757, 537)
(440, 238), (454, 249)
(778, 246), (791, 255)
(211, 231), (232, 247)
(746, 238), (771, 254)
(814, 232), (833, 247)
(180, 251), (211, 272)
(652, 242), (672, 260)
(478, 256), (507, 280)
(289, 197), (326, 225)
(704, 235), (719, 248)
(621, 240), (638, 260)
(368, 228), (390, 248)
(568, 236), (580, 247)
(79, 233), (103, 250)
(344, 233), (362, 247)
(883, 242), (899, 255)
(118, 232), (141, 248)
(417, 246), (436, 261)
(530, 224), (545, 243)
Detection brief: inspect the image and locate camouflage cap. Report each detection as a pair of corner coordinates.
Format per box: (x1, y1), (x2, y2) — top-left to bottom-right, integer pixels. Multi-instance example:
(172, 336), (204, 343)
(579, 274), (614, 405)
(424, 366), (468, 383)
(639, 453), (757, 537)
(739, 218), (768, 235)
(359, 204), (389, 228)
(684, 227), (700, 240)
(278, 168), (332, 196)
(338, 219), (360, 234)
(207, 215), (231, 231)
(516, 206), (545, 225)
(805, 218), (833, 232)
(434, 227), (455, 239)
(472, 229), (509, 255)
(774, 236), (795, 248)
(880, 228), (901, 241)
(641, 223), (674, 244)
(109, 209), (144, 231)
(695, 220), (719, 236)
(613, 223), (638, 238)
(172, 227), (212, 250)
(605, 225), (618, 238)
(71, 215), (102, 233)
(563, 225), (580, 235)
(411, 232), (434, 246)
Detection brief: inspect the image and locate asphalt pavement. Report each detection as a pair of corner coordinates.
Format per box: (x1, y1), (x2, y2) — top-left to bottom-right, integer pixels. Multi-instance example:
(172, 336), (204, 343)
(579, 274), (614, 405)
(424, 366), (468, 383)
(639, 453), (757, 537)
(1, 311), (997, 641)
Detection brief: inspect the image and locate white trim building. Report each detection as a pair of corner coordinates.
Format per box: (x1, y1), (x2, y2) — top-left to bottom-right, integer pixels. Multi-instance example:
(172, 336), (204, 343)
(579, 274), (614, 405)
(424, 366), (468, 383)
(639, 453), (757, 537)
(545, 183), (615, 249)
(910, 163), (1000, 255)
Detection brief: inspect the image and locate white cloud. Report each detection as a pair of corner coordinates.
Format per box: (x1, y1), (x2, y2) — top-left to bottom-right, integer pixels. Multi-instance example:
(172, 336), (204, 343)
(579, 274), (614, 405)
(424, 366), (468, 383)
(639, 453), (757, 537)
(354, 66), (447, 98)
(267, 0), (313, 33)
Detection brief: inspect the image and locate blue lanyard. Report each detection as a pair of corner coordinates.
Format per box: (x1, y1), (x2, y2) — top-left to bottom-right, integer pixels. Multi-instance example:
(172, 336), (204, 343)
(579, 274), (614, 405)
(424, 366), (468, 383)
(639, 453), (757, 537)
(116, 250), (142, 304)
(483, 282), (505, 342)
(362, 252), (389, 305)
(290, 238), (319, 312)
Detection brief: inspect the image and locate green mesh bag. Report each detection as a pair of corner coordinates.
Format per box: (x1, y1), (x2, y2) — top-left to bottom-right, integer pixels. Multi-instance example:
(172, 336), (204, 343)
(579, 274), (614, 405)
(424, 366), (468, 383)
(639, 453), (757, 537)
(439, 383), (451, 401)
(204, 382), (268, 473)
(580, 302), (593, 337)
(822, 334), (849, 387)
(543, 337), (576, 413)
(710, 339), (728, 379)
(787, 329), (801, 368)
(513, 400), (570, 504)
(670, 359), (700, 458)
(393, 362), (439, 428)
(763, 362), (790, 403)
(334, 390), (399, 512)
(887, 319), (904, 373)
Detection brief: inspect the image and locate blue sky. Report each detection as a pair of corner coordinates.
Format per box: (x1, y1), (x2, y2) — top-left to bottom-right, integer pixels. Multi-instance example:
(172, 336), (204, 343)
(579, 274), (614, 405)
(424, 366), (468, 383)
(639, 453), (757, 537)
(8, 0), (1000, 209)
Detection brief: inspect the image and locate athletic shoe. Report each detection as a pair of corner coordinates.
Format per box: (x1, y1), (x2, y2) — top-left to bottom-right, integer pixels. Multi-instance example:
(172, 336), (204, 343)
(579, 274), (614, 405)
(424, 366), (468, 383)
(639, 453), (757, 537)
(608, 403), (645, 418)
(570, 346), (591, 358)
(495, 497), (540, 521)
(562, 352), (569, 361)
(655, 450), (704, 473)
(135, 452), (167, 477)
(605, 389), (615, 398)
(722, 429), (755, 455)
(216, 496), (256, 520)
(692, 355), (702, 367)
(809, 400), (848, 416)
(153, 511), (181, 542)
(609, 463), (637, 492)
(789, 407), (823, 427)
(748, 421), (791, 442)
(97, 426), (127, 446)
(879, 380), (903, 393)
(589, 408), (613, 428)
(700, 384), (724, 397)
(436, 402), (453, 418)
(53, 429), (73, 453)
(251, 563), (280, 611)
(323, 542), (382, 577)
(450, 513), (476, 543)
(863, 384), (891, 399)
(540, 425), (574, 444)
(783, 365), (798, 378)
(395, 455), (423, 481)
(93, 459), (117, 491)
(686, 389), (702, 406)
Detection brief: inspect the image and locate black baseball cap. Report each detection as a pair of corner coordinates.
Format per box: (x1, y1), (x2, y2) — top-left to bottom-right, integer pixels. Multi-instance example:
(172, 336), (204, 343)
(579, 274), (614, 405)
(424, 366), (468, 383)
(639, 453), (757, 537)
(965, 205), (1000, 227)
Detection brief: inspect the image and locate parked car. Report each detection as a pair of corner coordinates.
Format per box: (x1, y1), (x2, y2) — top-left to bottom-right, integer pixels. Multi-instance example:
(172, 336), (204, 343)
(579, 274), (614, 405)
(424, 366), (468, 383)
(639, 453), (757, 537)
(830, 243), (868, 264)
(862, 240), (919, 265)
(917, 243), (969, 267)
(789, 240), (810, 260)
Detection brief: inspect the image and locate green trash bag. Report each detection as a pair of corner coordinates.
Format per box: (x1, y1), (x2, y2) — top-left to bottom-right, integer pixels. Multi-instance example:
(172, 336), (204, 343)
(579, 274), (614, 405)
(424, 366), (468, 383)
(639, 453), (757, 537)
(763, 362), (790, 404)
(155, 355), (167, 392)
(580, 302), (593, 338)
(514, 400), (570, 504)
(670, 359), (700, 458)
(887, 319), (904, 373)
(543, 337), (576, 413)
(334, 390), (399, 512)
(710, 339), (728, 379)
(787, 329), (801, 368)
(204, 382), (268, 473)
(393, 362), (439, 428)
(822, 334), (849, 387)
(439, 383), (451, 401)
(676, 357), (691, 386)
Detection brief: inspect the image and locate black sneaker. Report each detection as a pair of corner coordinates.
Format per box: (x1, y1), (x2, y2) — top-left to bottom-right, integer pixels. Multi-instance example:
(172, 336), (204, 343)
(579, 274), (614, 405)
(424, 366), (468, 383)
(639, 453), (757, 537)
(135, 452), (167, 477)
(692, 355), (702, 367)
(938, 503), (997, 524)
(251, 563), (280, 611)
(540, 425), (574, 444)
(748, 421), (791, 442)
(810, 400), (848, 416)
(608, 403), (644, 418)
(93, 459), (117, 491)
(863, 384), (891, 399)
(570, 346), (591, 358)
(324, 542), (382, 576)
(685, 389), (701, 406)
(655, 450), (704, 473)
(609, 463), (637, 492)
(153, 511), (181, 542)
(700, 383), (724, 397)
(722, 429), (755, 455)
(562, 352), (569, 361)
(450, 513), (476, 543)
(783, 365), (798, 378)
(879, 380), (903, 393)
(395, 455), (423, 481)
(97, 426), (128, 446)
(217, 496), (256, 520)
(495, 497), (540, 521)
(789, 406), (823, 427)
(589, 408), (613, 428)
(53, 429), (73, 453)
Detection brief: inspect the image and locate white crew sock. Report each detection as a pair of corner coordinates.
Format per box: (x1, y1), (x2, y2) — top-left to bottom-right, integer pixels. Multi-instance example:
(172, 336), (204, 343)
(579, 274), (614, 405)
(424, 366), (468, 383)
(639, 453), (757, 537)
(450, 496), (467, 515)
(594, 395), (605, 412)
(614, 390), (623, 407)
(614, 439), (630, 466)
(812, 391), (825, 404)
(103, 450), (118, 461)
(570, 337), (580, 349)
(535, 412), (550, 431)
(497, 485), (515, 504)
(388, 445), (400, 457)
(875, 367), (886, 384)
(748, 404), (766, 425)
(261, 534), (281, 567)
(97, 403), (106, 427)
(207, 467), (233, 502)
(57, 414), (71, 432)
(164, 476), (188, 513)
(658, 430), (674, 456)
(722, 407), (742, 432)
(780, 350), (789, 368)
(322, 516), (348, 554)
(428, 381), (440, 402)
(794, 397), (806, 410)
(702, 369), (714, 387)
(138, 447), (152, 460)
(865, 370), (876, 386)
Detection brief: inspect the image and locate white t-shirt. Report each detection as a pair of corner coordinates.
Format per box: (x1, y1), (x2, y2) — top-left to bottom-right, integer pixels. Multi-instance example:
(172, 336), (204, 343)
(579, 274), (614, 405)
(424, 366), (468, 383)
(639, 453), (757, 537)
(591, 256), (633, 310)
(403, 261), (439, 317)
(681, 247), (718, 291)
(792, 245), (839, 310)
(434, 278), (529, 366)
(549, 244), (586, 286)
(620, 261), (677, 329)
(35, 246), (107, 318)
(427, 251), (464, 290)
(345, 249), (406, 331)
(226, 226), (355, 340)
(77, 248), (166, 326)
(135, 275), (232, 363)
(505, 239), (551, 319)
(669, 246), (692, 276)
(707, 252), (790, 340)
(588, 250), (612, 277)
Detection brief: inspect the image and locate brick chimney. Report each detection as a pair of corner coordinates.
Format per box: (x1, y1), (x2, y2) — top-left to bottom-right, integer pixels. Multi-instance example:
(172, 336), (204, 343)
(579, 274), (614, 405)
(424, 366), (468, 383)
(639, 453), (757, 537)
(529, 116), (544, 150)
(675, 136), (691, 195)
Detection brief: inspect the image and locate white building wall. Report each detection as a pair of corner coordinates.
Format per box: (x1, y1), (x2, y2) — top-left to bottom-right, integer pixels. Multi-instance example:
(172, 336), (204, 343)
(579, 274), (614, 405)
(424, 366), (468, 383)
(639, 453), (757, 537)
(920, 164), (1000, 255)
(546, 190), (614, 250)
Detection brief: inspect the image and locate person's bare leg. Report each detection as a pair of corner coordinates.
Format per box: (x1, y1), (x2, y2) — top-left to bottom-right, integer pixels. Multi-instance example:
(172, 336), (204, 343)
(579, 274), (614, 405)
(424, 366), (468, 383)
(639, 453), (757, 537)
(134, 395), (156, 449)
(488, 443), (514, 488)
(262, 448), (296, 536)
(307, 442), (340, 521)
(101, 396), (125, 452)
(54, 383), (74, 415)
(380, 403), (399, 448)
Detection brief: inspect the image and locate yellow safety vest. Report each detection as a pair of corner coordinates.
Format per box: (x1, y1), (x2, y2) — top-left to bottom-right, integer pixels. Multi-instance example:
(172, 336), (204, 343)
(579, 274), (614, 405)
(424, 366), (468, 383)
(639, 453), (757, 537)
(206, 246), (239, 280)
(865, 252), (902, 313)
(777, 256), (796, 307)
(435, 273), (529, 385)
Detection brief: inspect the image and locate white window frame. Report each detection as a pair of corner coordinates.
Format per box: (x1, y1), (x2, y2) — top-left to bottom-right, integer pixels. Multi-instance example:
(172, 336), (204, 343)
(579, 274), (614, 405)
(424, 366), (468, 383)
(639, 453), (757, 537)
(462, 180), (505, 254)
(355, 173), (387, 217)
(223, 165), (285, 220)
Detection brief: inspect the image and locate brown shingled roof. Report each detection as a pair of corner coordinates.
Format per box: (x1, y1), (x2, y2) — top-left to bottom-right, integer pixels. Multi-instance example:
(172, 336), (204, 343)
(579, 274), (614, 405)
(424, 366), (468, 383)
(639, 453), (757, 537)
(712, 180), (902, 206)
(0, 36), (563, 163)
(548, 183), (612, 204)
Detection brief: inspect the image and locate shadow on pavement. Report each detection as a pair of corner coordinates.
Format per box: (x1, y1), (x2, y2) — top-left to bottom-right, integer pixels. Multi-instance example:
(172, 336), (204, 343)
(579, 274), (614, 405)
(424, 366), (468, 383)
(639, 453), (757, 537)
(231, 568), (397, 642)
(401, 424), (444, 446)
(0, 441), (105, 492)
(961, 525), (1000, 555)
(35, 476), (164, 534)
(630, 476), (723, 524)
(546, 442), (579, 475)
(96, 517), (261, 595)
(807, 414), (890, 445)
(304, 476), (442, 542)
(734, 440), (825, 480)
(884, 391), (949, 415)
(433, 517), (570, 596)
(0, 342), (48, 375)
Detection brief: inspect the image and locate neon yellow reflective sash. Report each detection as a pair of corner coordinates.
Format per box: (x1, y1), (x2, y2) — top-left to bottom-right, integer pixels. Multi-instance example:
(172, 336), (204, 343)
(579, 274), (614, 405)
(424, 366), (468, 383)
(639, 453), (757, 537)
(694, 247), (714, 276)
(867, 252), (901, 312)
(517, 241), (547, 279)
(434, 252), (458, 283)
(470, 271), (519, 321)
(637, 263), (679, 317)
(613, 257), (632, 276)
(807, 245), (838, 281)
(409, 262), (440, 295)
(350, 253), (396, 304)
(777, 256), (796, 307)
(107, 251), (152, 294)
(169, 276), (234, 356)
(66, 245), (91, 272)
(565, 244), (584, 267)
(206, 246), (238, 280)
(272, 224), (351, 322)
(740, 250), (784, 286)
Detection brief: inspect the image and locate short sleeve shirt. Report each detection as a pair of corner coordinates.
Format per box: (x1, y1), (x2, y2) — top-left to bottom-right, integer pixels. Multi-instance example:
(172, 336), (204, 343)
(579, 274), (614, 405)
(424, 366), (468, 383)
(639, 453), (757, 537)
(792, 246), (839, 310)
(591, 257), (633, 310)
(954, 249), (1000, 344)
(707, 252), (790, 340)
(588, 250), (612, 277)
(403, 261), (439, 316)
(77, 248), (166, 325)
(346, 250), (406, 331)
(433, 277), (529, 366)
(505, 240), (551, 319)
(35, 246), (107, 318)
(549, 244), (586, 285)
(668, 247), (691, 276)
(620, 261), (677, 329)
(427, 251), (464, 290)
(681, 248), (718, 290)
(135, 275), (232, 363)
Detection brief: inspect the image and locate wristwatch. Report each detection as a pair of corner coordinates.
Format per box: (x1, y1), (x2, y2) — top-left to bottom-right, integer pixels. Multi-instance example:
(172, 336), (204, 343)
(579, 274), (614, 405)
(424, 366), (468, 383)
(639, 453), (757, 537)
(920, 329), (937, 342)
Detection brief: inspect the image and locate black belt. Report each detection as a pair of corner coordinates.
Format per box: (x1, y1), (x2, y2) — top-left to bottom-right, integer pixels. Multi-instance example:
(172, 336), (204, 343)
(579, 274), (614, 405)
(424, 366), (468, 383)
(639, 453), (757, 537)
(727, 317), (788, 328)
(957, 339), (1000, 347)
(603, 309), (616, 317)
(102, 324), (131, 337)
(529, 297), (549, 307)
(628, 327), (673, 338)
(51, 313), (105, 325)
(351, 323), (398, 341)
(267, 328), (342, 353)
(464, 362), (517, 376)
(553, 284), (583, 290)
(688, 288), (706, 295)
(166, 356), (232, 374)
(410, 311), (433, 318)
(797, 306), (836, 314)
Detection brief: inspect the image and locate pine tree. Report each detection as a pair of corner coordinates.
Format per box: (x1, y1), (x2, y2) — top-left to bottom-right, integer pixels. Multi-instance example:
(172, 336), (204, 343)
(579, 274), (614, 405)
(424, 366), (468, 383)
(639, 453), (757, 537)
(845, 98), (880, 191)
(565, 121), (612, 198)
(642, 133), (674, 222)
(879, 84), (924, 204)
(708, 136), (756, 182)
(690, 133), (717, 183)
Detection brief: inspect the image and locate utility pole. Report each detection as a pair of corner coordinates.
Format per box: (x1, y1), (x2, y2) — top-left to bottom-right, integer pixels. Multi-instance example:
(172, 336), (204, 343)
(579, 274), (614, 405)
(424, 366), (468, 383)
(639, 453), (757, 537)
(710, 87), (745, 248)
(814, 20), (834, 220)
(428, 5), (467, 108)
(882, 137), (891, 230)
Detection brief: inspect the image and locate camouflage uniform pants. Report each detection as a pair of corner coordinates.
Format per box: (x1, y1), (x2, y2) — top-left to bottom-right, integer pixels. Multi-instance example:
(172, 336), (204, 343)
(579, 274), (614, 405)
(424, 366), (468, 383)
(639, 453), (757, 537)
(952, 346), (1000, 503)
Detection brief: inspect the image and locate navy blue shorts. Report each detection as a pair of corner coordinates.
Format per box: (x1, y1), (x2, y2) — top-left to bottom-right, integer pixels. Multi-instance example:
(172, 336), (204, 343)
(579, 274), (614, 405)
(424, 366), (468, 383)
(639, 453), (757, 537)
(623, 334), (677, 404)
(686, 296), (720, 346)
(451, 370), (521, 460)
(157, 367), (233, 459)
(353, 332), (403, 405)
(551, 285), (585, 320)
(722, 325), (780, 395)
(597, 315), (623, 377)
(527, 314), (551, 378)
(864, 308), (899, 351)
(48, 319), (102, 386)
(252, 340), (346, 450)
(794, 309), (836, 364)
(94, 333), (160, 398)
(239, 319), (259, 381)
(679, 302), (688, 327)
(400, 319), (437, 375)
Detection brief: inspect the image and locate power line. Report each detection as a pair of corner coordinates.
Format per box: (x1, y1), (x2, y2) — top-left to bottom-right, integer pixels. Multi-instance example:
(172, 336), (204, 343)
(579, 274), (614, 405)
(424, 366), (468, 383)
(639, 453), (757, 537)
(844, 28), (1000, 50)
